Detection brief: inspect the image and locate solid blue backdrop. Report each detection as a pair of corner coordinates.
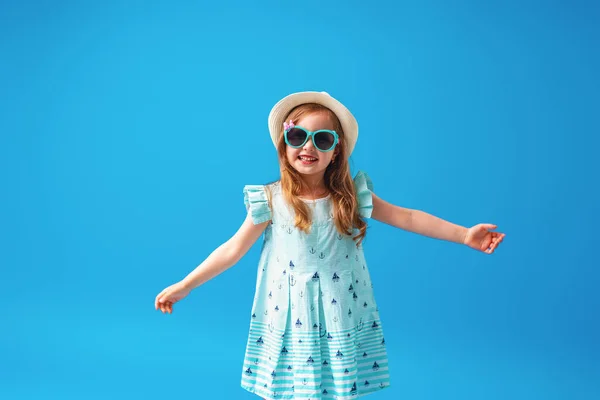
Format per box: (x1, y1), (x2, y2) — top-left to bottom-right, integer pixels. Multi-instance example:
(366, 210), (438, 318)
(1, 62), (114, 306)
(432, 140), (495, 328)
(1, 0), (598, 399)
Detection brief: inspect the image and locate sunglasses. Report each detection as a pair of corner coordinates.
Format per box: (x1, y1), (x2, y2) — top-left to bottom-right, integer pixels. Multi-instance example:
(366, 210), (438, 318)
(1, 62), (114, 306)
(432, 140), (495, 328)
(284, 126), (339, 152)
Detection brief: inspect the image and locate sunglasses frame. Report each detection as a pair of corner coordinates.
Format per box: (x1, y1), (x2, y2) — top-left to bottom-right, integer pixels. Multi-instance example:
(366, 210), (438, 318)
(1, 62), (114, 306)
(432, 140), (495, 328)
(284, 126), (339, 152)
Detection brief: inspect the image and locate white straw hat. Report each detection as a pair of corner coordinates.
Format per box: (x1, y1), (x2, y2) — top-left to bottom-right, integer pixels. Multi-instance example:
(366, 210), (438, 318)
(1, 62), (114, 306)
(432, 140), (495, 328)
(268, 91), (359, 155)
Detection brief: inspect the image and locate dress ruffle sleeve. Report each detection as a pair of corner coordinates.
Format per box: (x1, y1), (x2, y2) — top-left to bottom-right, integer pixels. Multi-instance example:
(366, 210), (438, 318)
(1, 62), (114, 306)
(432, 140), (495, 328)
(353, 170), (374, 218)
(243, 185), (272, 224)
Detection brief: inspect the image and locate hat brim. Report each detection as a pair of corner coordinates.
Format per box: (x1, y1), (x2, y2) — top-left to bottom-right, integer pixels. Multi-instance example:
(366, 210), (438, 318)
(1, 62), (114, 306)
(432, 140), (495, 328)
(268, 91), (358, 155)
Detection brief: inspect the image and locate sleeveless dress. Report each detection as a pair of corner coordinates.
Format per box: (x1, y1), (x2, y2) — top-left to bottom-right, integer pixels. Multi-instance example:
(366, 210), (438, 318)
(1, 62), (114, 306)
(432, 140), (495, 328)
(240, 171), (391, 399)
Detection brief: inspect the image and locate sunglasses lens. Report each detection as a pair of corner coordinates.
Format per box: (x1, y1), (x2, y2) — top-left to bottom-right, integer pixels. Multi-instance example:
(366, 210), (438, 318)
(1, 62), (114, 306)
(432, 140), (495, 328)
(314, 131), (335, 151)
(286, 128), (307, 147)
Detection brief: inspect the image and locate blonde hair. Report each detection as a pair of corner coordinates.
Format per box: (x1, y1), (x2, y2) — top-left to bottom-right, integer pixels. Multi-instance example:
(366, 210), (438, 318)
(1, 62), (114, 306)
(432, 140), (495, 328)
(269, 103), (367, 247)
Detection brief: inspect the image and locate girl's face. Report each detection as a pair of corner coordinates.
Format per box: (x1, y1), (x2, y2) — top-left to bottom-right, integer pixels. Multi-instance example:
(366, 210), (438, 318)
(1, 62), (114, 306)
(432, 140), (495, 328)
(285, 111), (338, 177)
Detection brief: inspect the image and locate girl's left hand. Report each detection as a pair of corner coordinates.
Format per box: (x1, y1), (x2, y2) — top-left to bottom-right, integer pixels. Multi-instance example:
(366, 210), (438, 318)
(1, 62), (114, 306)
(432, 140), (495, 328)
(463, 224), (505, 254)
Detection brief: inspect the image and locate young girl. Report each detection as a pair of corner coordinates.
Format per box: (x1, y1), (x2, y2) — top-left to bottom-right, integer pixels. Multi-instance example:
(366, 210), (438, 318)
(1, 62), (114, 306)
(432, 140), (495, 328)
(154, 91), (505, 399)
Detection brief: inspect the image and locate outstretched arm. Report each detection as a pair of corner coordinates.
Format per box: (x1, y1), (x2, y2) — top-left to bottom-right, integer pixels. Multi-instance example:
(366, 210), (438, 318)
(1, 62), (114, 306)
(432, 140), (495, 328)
(155, 212), (270, 314)
(181, 212), (271, 290)
(371, 193), (505, 254)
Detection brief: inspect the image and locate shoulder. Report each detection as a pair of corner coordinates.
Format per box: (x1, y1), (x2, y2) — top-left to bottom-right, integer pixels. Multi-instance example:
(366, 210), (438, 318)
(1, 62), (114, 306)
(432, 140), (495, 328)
(242, 180), (281, 225)
(353, 170), (374, 218)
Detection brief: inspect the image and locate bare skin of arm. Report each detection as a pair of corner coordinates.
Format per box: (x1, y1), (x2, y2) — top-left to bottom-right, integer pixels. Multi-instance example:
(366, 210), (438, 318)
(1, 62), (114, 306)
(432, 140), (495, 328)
(155, 212), (270, 313)
(371, 192), (505, 252)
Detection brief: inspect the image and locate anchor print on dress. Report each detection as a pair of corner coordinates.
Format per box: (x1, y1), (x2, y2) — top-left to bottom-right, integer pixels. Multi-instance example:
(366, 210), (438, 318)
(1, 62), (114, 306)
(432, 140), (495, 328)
(355, 318), (364, 332)
(290, 275), (296, 286)
(309, 247), (316, 255)
(319, 252), (325, 260)
(337, 233), (343, 240)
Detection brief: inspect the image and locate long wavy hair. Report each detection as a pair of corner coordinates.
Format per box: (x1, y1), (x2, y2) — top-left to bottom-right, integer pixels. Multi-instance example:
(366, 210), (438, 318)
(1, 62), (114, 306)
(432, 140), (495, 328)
(267, 103), (367, 247)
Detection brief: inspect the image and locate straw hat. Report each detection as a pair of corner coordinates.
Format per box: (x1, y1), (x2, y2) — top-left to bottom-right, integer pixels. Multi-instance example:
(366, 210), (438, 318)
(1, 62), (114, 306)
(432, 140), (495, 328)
(268, 91), (359, 155)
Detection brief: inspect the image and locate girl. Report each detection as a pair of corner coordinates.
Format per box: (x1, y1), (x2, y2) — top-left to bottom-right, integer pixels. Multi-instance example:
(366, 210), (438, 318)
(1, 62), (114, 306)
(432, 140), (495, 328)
(154, 91), (505, 399)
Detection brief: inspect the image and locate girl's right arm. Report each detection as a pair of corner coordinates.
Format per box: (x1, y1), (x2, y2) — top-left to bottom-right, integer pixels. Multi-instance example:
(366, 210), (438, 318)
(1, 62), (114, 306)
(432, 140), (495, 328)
(154, 212), (270, 313)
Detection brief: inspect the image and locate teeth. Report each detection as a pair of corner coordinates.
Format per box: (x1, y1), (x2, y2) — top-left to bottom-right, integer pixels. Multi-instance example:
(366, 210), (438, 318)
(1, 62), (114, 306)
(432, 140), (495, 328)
(300, 156), (317, 161)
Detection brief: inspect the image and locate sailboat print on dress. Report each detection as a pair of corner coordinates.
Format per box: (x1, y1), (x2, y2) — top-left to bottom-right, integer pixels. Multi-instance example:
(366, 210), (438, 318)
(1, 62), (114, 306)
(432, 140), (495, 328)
(332, 272), (340, 282)
(295, 318), (302, 328)
(350, 382), (357, 396)
(373, 361), (380, 371)
(311, 272), (320, 281)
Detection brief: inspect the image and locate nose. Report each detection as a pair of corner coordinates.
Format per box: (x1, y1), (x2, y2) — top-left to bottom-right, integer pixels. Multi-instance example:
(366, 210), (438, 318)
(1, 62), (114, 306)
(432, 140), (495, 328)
(303, 135), (316, 151)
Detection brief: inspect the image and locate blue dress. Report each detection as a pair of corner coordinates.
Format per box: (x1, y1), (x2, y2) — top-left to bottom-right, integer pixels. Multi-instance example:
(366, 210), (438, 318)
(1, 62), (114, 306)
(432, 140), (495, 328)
(240, 171), (391, 399)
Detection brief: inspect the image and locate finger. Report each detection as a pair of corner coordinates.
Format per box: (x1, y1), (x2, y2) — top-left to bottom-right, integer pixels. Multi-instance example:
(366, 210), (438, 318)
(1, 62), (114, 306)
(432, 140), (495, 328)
(155, 292), (166, 310)
(482, 223), (497, 230)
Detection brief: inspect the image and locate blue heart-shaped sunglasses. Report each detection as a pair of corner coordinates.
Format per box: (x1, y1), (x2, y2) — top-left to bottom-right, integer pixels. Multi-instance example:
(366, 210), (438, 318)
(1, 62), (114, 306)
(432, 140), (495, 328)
(284, 124), (339, 152)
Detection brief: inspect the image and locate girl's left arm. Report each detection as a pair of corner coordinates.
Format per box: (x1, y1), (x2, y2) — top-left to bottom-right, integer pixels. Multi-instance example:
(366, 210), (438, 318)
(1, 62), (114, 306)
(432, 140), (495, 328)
(371, 193), (505, 254)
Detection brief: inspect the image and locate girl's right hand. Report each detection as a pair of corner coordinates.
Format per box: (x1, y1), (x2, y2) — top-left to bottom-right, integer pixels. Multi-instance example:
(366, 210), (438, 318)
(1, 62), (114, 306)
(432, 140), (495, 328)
(154, 281), (191, 314)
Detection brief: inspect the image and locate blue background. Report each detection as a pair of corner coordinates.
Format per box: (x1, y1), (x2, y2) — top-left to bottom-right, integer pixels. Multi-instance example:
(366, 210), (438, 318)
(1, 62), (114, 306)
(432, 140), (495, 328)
(1, 0), (598, 399)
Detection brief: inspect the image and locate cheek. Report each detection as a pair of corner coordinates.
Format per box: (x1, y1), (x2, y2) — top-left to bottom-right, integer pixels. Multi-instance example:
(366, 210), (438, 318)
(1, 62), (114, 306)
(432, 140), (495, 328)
(286, 146), (297, 161)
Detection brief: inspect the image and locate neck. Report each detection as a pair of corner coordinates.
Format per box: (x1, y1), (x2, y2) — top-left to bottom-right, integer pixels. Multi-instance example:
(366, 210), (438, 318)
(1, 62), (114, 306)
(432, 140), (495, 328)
(298, 173), (327, 195)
